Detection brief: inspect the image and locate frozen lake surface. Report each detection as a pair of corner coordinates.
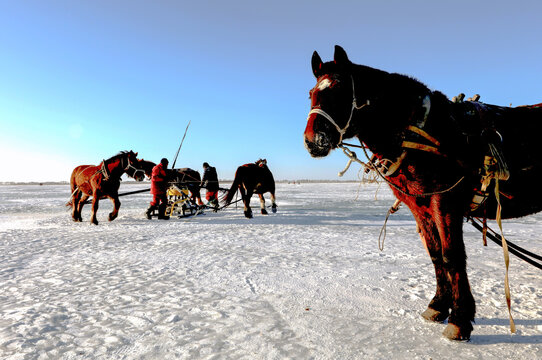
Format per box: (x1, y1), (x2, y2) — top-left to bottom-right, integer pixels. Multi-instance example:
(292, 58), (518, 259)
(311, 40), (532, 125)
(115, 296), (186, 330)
(0, 182), (541, 359)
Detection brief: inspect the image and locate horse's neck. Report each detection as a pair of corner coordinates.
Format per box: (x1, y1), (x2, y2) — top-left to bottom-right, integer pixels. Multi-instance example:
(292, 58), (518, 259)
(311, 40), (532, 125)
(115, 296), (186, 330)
(105, 158), (125, 178)
(350, 68), (432, 157)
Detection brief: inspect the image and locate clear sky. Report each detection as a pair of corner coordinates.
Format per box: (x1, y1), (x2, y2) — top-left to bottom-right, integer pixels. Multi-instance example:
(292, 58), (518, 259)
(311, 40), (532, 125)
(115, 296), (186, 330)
(1, 0), (541, 182)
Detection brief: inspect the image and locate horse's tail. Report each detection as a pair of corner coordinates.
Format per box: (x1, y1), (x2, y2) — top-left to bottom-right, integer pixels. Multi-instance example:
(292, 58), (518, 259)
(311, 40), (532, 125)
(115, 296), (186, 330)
(66, 170), (78, 207)
(223, 169), (242, 206)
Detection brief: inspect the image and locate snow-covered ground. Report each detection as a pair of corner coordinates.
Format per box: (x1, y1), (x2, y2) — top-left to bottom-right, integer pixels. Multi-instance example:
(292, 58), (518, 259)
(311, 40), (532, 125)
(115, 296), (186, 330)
(0, 182), (541, 359)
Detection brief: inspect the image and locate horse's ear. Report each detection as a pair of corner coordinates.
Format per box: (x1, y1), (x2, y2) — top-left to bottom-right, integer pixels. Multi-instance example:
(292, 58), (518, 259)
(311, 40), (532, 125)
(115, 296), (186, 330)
(312, 51), (323, 77)
(334, 45), (350, 67)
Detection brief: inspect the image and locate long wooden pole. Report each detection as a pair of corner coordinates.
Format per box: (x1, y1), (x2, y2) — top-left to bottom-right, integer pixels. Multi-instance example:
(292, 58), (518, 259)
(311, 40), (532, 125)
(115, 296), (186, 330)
(172, 120), (191, 169)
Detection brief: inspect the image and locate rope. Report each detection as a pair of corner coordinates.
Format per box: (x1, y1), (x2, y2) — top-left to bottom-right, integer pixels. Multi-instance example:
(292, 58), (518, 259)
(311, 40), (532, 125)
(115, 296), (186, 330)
(337, 142), (465, 197)
(378, 200), (402, 251)
(494, 179), (516, 333)
(469, 218), (542, 268)
(356, 144), (465, 198)
(378, 206), (393, 251)
(217, 198), (243, 210)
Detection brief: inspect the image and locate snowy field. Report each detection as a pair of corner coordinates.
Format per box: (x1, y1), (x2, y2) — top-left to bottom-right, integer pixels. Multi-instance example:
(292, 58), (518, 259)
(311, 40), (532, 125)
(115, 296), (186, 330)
(0, 182), (541, 359)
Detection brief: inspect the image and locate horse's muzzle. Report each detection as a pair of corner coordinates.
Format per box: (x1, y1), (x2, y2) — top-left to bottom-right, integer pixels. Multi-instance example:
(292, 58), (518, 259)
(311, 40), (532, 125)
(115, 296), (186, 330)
(133, 172), (146, 182)
(304, 132), (333, 158)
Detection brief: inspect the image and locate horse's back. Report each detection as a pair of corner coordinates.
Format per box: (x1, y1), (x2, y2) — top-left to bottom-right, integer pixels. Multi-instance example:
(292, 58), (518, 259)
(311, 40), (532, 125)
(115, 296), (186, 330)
(70, 164), (99, 193)
(71, 165), (96, 182)
(236, 163), (275, 194)
(177, 168), (201, 181)
(472, 105), (542, 219)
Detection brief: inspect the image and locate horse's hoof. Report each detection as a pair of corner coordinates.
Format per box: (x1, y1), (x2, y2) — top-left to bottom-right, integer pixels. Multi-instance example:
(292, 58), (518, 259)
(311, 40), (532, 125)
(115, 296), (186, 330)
(421, 308), (449, 323)
(443, 323), (472, 341)
(261, 209), (268, 215)
(108, 213), (117, 221)
(244, 211), (253, 219)
(272, 205), (277, 213)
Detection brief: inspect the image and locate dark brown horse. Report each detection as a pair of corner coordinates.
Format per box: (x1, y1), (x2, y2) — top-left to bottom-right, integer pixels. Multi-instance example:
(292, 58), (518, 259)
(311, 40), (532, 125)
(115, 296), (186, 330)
(304, 46), (542, 340)
(223, 159), (277, 218)
(68, 151), (144, 225)
(137, 159), (203, 206)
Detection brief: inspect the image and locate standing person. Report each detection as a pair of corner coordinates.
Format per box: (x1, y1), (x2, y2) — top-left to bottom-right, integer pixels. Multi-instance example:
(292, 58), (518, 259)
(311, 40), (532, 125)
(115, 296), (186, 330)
(201, 162), (219, 211)
(146, 158), (170, 220)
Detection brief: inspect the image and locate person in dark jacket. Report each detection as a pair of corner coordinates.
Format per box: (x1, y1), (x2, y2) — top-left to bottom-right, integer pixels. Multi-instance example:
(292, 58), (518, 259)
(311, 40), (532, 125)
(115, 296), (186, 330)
(201, 162), (219, 211)
(146, 158), (170, 220)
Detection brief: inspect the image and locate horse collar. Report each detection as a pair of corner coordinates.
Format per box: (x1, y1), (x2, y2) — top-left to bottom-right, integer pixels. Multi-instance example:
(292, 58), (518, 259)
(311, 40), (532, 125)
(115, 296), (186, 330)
(101, 160), (110, 180)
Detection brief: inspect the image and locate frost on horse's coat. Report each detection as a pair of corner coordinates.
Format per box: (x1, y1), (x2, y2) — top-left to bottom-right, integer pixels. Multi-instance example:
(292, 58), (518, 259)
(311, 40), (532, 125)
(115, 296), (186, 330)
(304, 45), (542, 340)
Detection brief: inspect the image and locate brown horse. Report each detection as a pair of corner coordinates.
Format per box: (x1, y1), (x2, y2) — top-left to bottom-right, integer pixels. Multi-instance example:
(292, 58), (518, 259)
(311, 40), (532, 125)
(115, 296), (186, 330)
(304, 46), (542, 340)
(137, 159), (203, 206)
(68, 151), (144, 225)
(223, 159), (277, 218)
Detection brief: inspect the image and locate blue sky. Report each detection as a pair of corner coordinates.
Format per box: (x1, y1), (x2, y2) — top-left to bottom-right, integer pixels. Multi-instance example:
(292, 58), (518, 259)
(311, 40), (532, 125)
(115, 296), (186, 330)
(1, 1), (541, 182)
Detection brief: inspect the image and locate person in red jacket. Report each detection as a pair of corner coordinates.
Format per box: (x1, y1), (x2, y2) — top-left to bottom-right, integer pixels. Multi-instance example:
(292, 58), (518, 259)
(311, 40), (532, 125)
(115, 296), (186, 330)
(146, 158), (170, 220)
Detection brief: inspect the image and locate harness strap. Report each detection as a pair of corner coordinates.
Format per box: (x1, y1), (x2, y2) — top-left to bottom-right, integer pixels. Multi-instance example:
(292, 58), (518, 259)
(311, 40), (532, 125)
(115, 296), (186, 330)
(406, 125), (440, 146)
(494, 179), (516, 334)
(400, 125), (443, 156)
(100, 160), (110, 181)
(401, 141), (442, 156)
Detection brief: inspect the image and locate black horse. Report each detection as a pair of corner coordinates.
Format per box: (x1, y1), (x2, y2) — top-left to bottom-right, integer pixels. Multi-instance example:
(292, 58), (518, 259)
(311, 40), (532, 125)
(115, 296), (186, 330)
(304, 45), (542, 340)
(223, 159), (277, 218)
(137, 159), (203, 206)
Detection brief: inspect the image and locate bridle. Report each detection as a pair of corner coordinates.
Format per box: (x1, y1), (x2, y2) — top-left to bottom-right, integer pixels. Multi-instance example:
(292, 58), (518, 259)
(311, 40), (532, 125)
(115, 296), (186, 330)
(102, 153), (144, 181)
(125, 162), (145, 180)
(307, 75), (370, 145)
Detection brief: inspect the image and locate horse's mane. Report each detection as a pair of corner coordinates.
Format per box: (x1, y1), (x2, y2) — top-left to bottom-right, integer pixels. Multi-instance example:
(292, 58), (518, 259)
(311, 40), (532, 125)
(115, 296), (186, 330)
(350, 63), (432, 102)
(388, 72), (431, 98)
(138, 158), (156, 166)
(105, 150), (133, 163)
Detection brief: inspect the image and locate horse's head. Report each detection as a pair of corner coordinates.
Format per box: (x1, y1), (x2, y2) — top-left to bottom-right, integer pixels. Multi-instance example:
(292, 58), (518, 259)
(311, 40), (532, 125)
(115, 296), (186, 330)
(304, 45), (375, 158)
(305, 46), (434, 160)
(256, 159), (267, 167)
(124, 151), (145, 181)
(136, 158), (156, 179)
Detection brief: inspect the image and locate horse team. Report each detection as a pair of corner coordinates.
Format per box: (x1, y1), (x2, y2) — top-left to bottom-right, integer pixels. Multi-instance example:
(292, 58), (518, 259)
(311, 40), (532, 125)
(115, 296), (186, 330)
(68, 45), (541, 341)
(68, 154), (277, 225)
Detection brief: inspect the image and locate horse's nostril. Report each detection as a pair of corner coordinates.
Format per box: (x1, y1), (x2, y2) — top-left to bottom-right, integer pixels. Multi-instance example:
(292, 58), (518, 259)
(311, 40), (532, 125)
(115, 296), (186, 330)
(314, 132), (331, 148)
(304, 132), (332, 158)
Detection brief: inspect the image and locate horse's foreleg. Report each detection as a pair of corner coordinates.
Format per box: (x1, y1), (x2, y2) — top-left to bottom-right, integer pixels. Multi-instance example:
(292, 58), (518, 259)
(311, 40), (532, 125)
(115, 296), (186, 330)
(90, 195), (99, 225)
(435, 206), (475, 340)
(415, 215), (451, 323)
(259, 194), (268, 215)
(270, 192), (277, 213)
(108, 196), (121, 221)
